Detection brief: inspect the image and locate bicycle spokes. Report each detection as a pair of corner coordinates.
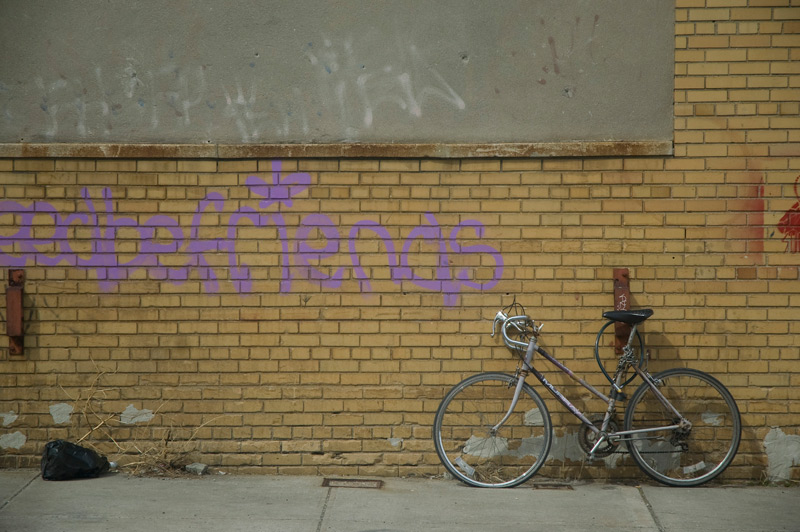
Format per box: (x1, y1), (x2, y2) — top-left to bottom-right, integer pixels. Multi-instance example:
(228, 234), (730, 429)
(434, 373), (553, 488)
(624, 368), (741, 486)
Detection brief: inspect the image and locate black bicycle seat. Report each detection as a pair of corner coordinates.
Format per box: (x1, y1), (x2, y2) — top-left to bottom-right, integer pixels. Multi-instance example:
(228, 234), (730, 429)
(602, 309), (654, 325)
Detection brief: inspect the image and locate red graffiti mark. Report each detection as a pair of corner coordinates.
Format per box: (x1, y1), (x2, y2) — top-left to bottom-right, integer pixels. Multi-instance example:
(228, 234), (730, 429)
(778, 176), (800, 253)
(726, 176), (765, 265)
(745, 179), (765, 260)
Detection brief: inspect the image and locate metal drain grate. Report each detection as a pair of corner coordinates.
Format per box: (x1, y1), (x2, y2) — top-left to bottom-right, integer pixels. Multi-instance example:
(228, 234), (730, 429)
(531, 482), (574, 490)
(322, 478), (384, 489)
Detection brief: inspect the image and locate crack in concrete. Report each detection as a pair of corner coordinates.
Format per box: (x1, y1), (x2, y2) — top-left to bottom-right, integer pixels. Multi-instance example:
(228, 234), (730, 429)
(315, 486), (333, 532)
(637, 486), (666, 532)
(0, 472), (38, 513)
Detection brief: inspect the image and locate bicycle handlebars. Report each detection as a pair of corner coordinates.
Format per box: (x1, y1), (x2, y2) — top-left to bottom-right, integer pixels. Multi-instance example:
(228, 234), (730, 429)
(491, 310), (541, 351)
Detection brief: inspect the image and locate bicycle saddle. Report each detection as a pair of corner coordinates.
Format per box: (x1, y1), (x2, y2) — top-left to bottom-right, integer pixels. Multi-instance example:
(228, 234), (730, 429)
(602, 309), (654, 325)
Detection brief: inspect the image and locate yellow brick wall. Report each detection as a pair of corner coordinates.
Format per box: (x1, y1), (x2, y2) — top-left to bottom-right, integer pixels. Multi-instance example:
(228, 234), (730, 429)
(1, 2), (799, 482)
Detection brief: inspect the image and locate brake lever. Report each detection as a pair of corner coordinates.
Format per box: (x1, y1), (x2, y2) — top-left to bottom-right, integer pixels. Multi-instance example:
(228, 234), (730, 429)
(491, 311), (507, 338)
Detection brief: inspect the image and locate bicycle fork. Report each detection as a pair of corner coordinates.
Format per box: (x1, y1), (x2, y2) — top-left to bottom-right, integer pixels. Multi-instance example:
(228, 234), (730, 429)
(496, 327), (629, 458)
(490, 338), (537, 434)
(492, 337), (608, 437)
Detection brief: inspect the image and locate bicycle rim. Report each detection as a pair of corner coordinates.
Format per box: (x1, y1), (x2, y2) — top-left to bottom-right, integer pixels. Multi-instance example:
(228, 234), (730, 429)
(433, 372), (552, 488)
(624, 368), (741, 487)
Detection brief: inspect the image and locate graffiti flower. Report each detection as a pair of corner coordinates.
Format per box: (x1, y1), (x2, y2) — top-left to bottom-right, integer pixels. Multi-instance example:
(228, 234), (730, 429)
(246, 161), (311, 210)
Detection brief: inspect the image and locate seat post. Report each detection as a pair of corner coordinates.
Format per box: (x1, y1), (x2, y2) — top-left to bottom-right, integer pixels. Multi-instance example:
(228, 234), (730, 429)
(625, 324), (639, 352)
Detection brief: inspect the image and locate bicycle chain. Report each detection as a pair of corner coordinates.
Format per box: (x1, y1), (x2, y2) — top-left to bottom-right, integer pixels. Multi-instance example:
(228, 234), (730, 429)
(594, 438), (688, 456)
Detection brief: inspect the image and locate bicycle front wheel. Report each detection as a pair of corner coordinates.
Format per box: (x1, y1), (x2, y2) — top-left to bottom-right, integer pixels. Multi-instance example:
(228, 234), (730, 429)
(433, 372), (552, 488)
(624, 368), (741, 487)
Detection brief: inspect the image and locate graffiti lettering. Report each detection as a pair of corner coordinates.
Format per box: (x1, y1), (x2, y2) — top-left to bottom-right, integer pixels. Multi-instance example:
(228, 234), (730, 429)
(0, 161), (503, 306)
(304, 37), (466, 131)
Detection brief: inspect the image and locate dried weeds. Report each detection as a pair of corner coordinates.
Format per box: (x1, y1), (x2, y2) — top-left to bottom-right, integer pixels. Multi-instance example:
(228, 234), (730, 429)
(60, 363), (222, 477)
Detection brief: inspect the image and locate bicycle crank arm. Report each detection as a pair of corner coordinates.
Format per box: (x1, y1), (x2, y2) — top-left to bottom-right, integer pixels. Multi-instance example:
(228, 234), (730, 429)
(588, 434), (610, 458)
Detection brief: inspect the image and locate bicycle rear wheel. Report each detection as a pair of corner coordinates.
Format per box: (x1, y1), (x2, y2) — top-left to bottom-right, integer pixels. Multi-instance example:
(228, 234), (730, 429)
(433, 372), (552, 488)
(624, 368), (741, 487)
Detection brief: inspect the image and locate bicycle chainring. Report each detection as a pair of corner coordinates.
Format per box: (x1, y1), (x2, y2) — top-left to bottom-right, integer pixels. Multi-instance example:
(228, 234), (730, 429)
(578, 415), (621, 457)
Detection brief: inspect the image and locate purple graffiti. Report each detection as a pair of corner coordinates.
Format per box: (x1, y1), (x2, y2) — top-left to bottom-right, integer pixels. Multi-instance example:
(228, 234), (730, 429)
(0, 161), (503, 305)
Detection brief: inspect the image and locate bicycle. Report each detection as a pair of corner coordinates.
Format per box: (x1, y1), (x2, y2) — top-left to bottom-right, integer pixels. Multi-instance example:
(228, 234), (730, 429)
(433, 300), (741, 488)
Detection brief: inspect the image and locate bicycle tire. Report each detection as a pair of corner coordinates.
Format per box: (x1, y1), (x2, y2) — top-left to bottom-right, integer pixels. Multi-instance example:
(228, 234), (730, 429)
(624, 368), (741, 487)
(433, 372), (552, 488)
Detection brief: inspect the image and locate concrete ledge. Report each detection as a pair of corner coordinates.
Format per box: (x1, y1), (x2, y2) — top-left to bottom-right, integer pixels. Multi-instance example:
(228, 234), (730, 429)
(0, 141), (673, 159)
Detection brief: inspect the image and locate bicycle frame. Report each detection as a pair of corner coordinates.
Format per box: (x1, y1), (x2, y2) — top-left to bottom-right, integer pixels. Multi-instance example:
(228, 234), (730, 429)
(494, 314), (685, 456)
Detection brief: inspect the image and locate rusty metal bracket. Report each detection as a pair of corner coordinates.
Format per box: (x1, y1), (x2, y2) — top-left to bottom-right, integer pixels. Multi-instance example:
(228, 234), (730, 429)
(613, 268), (631, 355)
(6, 269), (24, 356)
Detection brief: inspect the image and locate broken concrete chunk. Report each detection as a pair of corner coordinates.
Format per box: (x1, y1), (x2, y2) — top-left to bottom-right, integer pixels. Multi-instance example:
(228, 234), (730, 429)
(0, 431), (26, 450)
(185, 463), (209, 475)
(49, 403), (74, 425)
(119, 404), (155, 425)
(0, 411), (18, 426)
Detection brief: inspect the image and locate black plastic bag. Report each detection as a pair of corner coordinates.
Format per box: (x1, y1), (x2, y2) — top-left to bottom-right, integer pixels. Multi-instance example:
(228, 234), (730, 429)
(41, 439), (110, 481)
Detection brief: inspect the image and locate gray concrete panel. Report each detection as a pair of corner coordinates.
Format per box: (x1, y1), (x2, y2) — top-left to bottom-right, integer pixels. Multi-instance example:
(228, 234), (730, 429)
(0, 1), (673, 146)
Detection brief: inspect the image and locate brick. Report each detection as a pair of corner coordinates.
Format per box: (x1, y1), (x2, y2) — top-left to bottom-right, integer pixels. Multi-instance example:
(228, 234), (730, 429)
(460, 160), (501, 172)
(706, 76), (747, 89)
(177, 160), (218, 172)
(339, 160), (380, 172)
(14, 159), (56, 172)
(137, 160), (177, 173)
(707, 49), (750, 63)
(379, 160), (419, 172)
(688, 8), (730, 21)
(730, 35), (773, 48)
(688, 35), (730, 48)
(774, 7), (800, 19)
(501, 160), (542, 171)
(730, 7), (774, 20)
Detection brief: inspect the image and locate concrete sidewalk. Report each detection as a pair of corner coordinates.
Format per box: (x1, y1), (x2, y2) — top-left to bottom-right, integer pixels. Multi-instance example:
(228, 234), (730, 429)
(0, 469), (797, 532)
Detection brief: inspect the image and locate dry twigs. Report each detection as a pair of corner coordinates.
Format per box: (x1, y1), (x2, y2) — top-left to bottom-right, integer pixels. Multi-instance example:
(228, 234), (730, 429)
(59, 361), (120, 455)
(61, 364), (223, 477)
(121, 418), (221, 477)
